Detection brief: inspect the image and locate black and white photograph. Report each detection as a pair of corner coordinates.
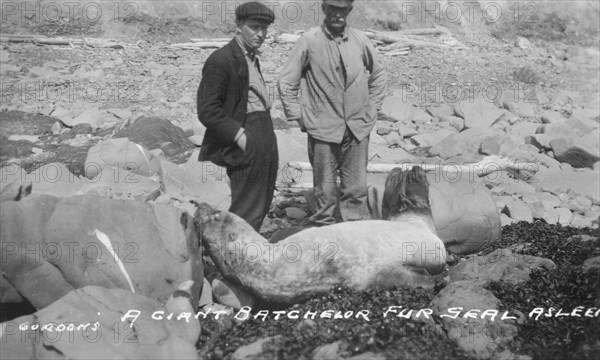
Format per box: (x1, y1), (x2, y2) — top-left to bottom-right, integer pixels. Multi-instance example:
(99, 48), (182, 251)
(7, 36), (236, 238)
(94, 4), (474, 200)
(0, 0), (598, 359)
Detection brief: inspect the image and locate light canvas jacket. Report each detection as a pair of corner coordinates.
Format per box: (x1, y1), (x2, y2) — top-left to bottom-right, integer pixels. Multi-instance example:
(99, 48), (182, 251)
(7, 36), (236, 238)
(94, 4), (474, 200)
(278, 25), (386, 143)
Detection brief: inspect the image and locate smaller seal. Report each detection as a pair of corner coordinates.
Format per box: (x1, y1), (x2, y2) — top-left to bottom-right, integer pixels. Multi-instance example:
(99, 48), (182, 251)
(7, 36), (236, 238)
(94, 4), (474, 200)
(196, 167), (447, 305)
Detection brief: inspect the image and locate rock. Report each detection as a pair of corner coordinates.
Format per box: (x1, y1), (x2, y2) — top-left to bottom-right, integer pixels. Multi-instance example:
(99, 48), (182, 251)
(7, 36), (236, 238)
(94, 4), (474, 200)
(385, 131), (402, 146)
(550, 136), (600, 169)
(0, 194), (203, 308)
(231, 336), (282, 360)
(376, 121), (395, 136)
(107, 107), (133, 120)
(71, 123), (94, 135)
(412, 129), (455, 147)
(539, 192), (561, 210)
(553, 207), (573, 226)
(515, 37), (531, 49)
(527, 201), (545, 219)
(540, 118), (592, 138)
(582, 256), (600, 277)
(114, 117), (195, 164)
(532, 168), (600, 205)
(572, 112), (600, 130)
(212, 278), (256, 311)
(395, 123), (418, 138)
(380, 97), (415, 123)
(51, 121), (62, 134)
(494, 110), (520, 128)
(81, 166), (161, 201)
(429, 128), (504, 159)
(453, 100), (505, 129)
(524, 134), (552, 150)
(413, 108), (432, 124)
(567, 195), (593, 214)
(541, 111), (566, 124)
(500, 213), (517, 226)
(502, 200), (533, 222)
(448, 249), (556, 286)
(159, 158), (231, 211)
(85, 138), (162, 179)
(199, 277), (213, 307)
(532, 152), (562, 170)
(570, 213), (595, 228)
(506, 122), (541, 140)
(0, 64), (20, 75)
(312, 341), (344, 360)
(285, 207), (307, 220)
(479, 135), (519, 156)
(541, 210), (559, 224)
(276, 128), (310, 184)
(28, 66), (62, 79)
(439, 115), (465, 131)
(62, 106), (103, 129)
(493, 180), (536, 196)
(503, 101), (536, 118)
(430, 281), (518, 360)
(426, 105), (455, 118)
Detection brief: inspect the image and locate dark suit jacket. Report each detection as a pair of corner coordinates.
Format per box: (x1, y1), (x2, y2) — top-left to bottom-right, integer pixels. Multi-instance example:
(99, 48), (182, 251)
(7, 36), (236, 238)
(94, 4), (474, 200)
(197, 39), (251, 167)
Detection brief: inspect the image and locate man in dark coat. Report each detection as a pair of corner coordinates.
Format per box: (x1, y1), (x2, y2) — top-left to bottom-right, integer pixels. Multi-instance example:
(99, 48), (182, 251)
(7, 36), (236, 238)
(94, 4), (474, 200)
(197, 2), (278, 232)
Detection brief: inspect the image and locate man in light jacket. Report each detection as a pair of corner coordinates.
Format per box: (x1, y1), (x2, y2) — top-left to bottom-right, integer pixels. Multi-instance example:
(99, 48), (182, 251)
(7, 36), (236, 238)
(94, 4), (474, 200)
(278, 0), (386, 225)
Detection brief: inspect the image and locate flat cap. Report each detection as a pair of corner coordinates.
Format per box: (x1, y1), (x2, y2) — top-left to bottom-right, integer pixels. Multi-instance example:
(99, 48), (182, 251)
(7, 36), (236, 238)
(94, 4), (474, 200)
(236, 2), (275, 23)
(322, 0), (354, 7)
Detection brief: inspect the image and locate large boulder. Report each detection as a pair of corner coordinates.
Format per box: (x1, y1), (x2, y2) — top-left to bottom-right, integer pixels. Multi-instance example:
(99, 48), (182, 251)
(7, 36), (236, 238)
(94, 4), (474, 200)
(0, 286), (200, 359)
(430, 281), (518, 360)
(448, 249), (556, 286)
(368, 173), (501, 255)
(453, 100), (505, 129)
(0, 194), (203, 308)
(114, 116), (196, 164)
(429, 128), (504, 159)
(532, 168), (600, 205)
(158, 158), (231, 210)
(550, 133), (600, 169)
(84, 137), (163, 179)
(380, 97), (415, 123)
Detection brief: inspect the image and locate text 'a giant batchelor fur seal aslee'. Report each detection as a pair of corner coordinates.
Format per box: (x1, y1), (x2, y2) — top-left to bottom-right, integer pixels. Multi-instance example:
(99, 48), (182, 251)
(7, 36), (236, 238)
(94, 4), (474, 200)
(195, 167), (447, 306)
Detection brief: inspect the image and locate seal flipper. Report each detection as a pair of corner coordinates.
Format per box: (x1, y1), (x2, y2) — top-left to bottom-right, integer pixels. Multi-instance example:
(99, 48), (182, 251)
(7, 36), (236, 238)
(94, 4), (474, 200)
(382, 166), (432, 219)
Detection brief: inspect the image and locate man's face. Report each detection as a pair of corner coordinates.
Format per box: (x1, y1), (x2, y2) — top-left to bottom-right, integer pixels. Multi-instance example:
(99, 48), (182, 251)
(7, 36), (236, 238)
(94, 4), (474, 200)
(322, 4), (352, 32)
(238, 19), (269, 49)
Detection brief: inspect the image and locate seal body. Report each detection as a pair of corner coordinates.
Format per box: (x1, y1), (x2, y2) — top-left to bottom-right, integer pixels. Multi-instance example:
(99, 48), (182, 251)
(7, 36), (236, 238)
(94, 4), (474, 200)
(197, 167), (447, 305)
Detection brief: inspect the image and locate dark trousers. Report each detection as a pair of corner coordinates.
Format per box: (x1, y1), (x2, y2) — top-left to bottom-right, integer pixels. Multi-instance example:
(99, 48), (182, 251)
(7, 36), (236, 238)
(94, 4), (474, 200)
(308, 127), (369, 225)
(227, 111), (278, 232)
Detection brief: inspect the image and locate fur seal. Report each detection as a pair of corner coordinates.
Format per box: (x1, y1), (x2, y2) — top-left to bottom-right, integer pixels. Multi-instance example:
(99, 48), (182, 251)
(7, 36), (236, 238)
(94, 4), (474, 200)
(196, 167), (447, 305)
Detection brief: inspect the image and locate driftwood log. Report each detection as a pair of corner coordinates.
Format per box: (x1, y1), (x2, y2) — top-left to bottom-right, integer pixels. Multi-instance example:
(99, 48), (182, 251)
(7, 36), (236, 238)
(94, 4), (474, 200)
(168, 42), (229, 49)
(285, 156), (539, 184)
(0, 34), (123, 48)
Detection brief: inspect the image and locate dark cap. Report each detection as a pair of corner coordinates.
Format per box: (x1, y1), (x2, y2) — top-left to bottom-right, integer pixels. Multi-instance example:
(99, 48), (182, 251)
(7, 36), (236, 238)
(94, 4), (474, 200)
(322, 0), (354, 7)
(236, 2), (275, 24)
